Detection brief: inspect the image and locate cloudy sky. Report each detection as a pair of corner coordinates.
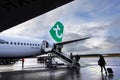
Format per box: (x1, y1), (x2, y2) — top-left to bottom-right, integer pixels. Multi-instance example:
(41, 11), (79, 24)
(2, 0), (120, 55)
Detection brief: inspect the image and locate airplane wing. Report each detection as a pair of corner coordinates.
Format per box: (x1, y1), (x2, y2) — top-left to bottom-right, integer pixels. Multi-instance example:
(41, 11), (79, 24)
(0, 0), (73, 32)
(35, 53), (120, 60)
(55, 37), (90, 46)
(72, 53), (120, 57)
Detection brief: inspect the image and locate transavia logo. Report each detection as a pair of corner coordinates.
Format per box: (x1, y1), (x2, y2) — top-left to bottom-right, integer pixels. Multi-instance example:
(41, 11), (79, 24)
(50, 21), (64, 42)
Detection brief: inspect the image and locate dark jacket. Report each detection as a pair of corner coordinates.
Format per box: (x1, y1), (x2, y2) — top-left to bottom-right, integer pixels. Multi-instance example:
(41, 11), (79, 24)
(98, 55), (106, 66)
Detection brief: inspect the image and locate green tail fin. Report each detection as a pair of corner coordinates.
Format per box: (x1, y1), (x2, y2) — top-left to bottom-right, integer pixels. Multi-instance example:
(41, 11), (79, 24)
(49, 21), (64, 43)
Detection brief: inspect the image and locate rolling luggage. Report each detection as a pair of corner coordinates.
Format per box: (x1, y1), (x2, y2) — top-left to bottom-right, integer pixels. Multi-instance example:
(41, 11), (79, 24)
(107, 68), (113, 74)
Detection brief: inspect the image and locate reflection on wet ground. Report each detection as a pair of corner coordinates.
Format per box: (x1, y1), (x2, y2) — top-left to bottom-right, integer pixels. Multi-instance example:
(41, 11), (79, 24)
(0, 57), (120, 80)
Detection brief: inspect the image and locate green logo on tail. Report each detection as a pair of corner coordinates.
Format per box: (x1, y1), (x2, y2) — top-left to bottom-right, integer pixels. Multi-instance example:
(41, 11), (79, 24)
(50, 21), (64, 42)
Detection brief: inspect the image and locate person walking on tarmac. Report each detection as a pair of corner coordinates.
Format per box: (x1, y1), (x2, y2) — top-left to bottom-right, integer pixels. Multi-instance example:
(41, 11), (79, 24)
(21, 58), (25, 68)
(98, 55), (107, 73)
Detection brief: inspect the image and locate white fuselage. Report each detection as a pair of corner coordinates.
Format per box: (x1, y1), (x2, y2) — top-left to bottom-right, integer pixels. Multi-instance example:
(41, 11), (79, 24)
(0, 35), (44, 58)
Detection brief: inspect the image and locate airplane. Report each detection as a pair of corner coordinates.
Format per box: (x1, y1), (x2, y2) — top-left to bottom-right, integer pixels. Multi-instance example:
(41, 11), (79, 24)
(0, 0), (90, 66)
(0, 21), (90, 59)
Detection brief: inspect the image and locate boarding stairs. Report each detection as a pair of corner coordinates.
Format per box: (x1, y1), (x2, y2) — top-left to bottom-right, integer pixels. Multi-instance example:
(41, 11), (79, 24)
(52, 49), (80, 68)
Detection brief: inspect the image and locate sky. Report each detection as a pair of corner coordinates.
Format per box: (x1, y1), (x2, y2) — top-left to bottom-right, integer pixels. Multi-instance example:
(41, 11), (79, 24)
(2, 0), (120, 55)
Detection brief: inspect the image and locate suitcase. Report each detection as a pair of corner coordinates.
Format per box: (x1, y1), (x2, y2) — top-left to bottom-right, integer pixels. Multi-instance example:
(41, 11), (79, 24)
(107, 68), (113, 74)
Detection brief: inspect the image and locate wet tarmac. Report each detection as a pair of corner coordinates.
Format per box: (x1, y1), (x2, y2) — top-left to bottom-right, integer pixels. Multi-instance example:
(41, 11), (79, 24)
(0, 57), (120, 80)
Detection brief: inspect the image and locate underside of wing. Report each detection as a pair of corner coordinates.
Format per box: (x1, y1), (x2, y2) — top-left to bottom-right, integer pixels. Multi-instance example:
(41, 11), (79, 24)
(0, 0), (73, 32)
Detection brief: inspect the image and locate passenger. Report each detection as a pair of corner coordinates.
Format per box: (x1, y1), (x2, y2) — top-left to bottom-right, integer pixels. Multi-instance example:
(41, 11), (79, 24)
(21, 58), (24, 68)
(53, 44), (56, 50)
(58, 47), (61, 53)
(70, 53), (73, 60)
(74, 54), (80, 67)
(75, 54), (80, 62)
(98, 55), (107, 73)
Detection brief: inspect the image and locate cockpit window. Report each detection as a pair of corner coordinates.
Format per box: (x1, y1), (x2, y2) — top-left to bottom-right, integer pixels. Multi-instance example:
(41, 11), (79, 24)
(0, 39), (8, 44)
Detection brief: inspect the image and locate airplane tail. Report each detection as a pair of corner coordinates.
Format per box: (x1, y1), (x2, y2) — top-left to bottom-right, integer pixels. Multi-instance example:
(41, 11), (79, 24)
(41, 21), (64, 48)
(41, 21), (89, 46)
(41, 21), (90, 52)
(49, 21), (64, 43)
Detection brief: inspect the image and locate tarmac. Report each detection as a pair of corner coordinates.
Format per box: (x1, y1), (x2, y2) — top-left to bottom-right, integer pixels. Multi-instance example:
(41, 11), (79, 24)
(0, 58), (120, 80)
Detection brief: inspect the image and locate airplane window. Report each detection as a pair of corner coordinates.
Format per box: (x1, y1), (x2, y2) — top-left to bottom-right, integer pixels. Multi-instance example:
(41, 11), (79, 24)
(33, 44), (34, 46)
(10, 42), (13, 45)
(21, 43), (23, 45)
(30, 43), (32, 46)
(35, 44), (37, 46)
(14, 42), (16, 45)
(27, 43), (29, 46)
(6, 42), (9, 44)
(18, 43), (19, 45)
(38, 44), (39, 46)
